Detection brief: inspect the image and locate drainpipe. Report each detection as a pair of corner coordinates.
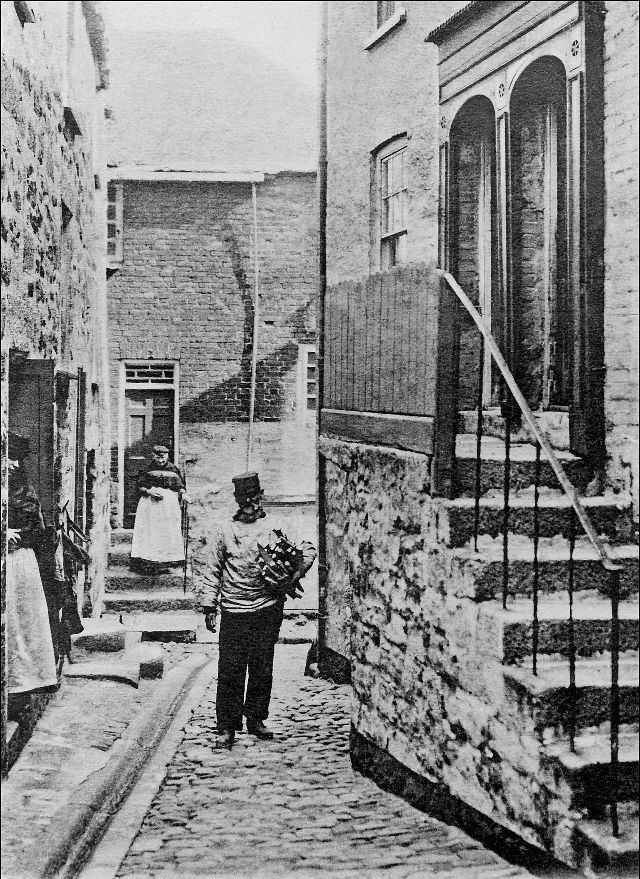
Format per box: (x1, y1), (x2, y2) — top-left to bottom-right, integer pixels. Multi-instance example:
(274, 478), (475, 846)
(247, 182), (260, 470)
(316, 0), (329, 675)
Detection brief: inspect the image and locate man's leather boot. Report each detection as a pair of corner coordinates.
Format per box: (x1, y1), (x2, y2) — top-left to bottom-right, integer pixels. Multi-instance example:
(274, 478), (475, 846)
(215, 729), (235, 749)
(246, 719), (274, 740)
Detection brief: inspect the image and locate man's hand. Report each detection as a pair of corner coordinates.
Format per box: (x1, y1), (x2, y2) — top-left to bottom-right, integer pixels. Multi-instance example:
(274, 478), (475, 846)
(7, 528), (22, 549)
(203, 608), (217, 633)
(286, 571), (304, 600)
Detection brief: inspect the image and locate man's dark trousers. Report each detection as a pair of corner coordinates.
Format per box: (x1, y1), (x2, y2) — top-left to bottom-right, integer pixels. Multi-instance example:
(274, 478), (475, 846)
(216, 602), (284, 732)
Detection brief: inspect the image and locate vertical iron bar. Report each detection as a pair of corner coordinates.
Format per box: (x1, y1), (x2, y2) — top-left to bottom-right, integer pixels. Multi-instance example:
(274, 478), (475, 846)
(474, 336), (485, 552)
(502, 395), (511, 610)
(568, 507), (577, 753)
(609, 568), (620, 837)
(532, 441), (541, 676)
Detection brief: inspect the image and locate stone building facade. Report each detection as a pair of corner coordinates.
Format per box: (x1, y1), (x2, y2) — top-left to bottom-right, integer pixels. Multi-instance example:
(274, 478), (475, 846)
(320, 1), (638, 872)
(1, 0), (111, 771)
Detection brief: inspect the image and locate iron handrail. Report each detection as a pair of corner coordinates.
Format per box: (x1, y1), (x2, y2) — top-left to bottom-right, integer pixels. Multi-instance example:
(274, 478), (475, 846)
(441, 269), (621, 574)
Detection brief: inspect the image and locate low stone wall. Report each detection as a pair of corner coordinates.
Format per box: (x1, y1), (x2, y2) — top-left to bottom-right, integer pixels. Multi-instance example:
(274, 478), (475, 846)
(320, 435), (601, 868)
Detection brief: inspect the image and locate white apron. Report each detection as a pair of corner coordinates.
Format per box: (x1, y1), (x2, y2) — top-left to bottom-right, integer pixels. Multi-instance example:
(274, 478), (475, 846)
(130, 487), (185, 563)
(7, 547), (58, 694)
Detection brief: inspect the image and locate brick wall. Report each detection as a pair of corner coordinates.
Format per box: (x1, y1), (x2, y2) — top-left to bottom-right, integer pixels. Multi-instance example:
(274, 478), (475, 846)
(603, 0), (639, 508)
(108, 172), (317, 424)
(107, 171), (318, 528)
(1, 0), (111, 769)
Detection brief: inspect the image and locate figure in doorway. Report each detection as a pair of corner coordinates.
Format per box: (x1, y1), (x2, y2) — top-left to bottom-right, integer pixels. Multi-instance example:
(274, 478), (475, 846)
(130, 444), (189, 573)
(196, 472), (316, 748)
(6, 432), (58, 696)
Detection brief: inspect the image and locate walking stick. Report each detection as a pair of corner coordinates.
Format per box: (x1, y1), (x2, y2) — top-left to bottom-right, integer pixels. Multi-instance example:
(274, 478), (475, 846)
(182, 498), (189, 595)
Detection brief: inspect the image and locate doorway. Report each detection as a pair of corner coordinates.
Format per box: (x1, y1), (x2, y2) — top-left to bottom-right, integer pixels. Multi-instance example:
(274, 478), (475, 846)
(120, 362), (179, 528)
(510, 56), (569, 411)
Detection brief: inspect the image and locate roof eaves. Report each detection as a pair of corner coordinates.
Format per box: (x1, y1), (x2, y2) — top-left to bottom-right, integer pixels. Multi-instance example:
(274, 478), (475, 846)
(426, 1), (501, 45)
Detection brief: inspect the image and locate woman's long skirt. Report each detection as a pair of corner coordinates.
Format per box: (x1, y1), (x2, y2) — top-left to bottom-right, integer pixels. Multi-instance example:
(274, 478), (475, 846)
(7, 547), (58, 694)
(130, 488), (185, 564)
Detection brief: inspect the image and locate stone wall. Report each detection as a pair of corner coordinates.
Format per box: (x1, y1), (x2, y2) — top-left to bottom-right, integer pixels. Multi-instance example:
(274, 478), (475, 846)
(603, 0), (639, 509)
(1, 0), (111, 769)
(320, 435), (629, 868)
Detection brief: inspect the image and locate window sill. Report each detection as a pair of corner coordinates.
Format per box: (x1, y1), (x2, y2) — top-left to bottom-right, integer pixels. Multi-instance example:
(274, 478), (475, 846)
(363, 7), (407, 50)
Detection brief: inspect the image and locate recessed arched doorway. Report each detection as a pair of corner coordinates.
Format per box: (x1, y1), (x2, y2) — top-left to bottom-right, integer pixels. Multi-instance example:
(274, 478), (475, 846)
(449, 96), (499, 409)
(510, 56), (570, 412)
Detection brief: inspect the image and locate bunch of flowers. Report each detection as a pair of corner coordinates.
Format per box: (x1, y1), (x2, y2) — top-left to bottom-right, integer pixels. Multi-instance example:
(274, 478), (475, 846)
(256, 529), (303, 599)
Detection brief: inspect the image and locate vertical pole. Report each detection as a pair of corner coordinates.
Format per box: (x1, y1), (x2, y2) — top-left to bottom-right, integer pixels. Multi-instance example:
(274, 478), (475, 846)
(609, 567), (620, 837)
(316, 0), (329, 675)
(247, 182), (260, 470)
(532, 441), (541, 675)
(568, 507), (577, 753)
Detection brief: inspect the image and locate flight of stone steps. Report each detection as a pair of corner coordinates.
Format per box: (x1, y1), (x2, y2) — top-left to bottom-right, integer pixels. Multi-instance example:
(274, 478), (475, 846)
(101, 524), (318, 645)
(449, 434), (639, 877)
(101, 529), (200, 642)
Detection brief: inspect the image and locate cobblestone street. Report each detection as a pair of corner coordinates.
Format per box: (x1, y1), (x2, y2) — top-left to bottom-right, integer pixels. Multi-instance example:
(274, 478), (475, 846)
(82, 644), (536, 879)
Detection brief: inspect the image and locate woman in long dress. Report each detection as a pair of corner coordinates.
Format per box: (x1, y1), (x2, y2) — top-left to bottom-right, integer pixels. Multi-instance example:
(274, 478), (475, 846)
(130, 445), (188, 573)
(6, 432), (58, 695)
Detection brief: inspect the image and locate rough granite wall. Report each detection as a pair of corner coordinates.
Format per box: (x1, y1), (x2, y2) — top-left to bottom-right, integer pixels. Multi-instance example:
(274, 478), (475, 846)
(326, 1), (467, 284)
(320, 437), (625, 868)
(1, 0), (111, 768)
(603, 0), (639, 510)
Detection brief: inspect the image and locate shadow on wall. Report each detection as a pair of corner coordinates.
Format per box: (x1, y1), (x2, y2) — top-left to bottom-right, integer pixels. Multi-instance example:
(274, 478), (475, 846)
(180, 341), (295, 423)
(179, 221), (315, 423)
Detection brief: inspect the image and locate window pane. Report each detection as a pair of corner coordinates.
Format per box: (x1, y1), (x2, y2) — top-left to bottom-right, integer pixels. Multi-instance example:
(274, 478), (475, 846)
(307, 350), (316, 365)
(306, 396), (317, 410)
(107, 223), (116, 238)
(107, 183), (116, 201)
(107, 204), (116, 220)
(107, 242), (116, 255)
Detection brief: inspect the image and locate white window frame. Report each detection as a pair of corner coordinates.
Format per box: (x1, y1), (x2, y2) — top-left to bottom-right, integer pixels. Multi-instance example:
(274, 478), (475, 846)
(107, 181), (123, 266)
(297, 344), (317, 423)
(364, 3), (406, 50)
(378, 140), (408, 271)
(117, 359), (180, 526)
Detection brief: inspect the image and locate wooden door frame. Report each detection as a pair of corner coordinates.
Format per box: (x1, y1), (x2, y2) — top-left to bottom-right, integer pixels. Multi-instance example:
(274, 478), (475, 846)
(116, 359), (180, 528)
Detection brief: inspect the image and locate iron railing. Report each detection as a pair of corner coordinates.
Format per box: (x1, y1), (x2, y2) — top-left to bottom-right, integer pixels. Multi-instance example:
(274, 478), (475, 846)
(440, 270), (623, 836)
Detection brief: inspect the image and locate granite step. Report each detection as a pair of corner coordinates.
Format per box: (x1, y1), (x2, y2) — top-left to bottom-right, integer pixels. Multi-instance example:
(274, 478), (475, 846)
(543, 725), (639, 809)
(454, 434), (591, 496)
(101, 611), (198, 643)
(504, 653), (639, 733)
(102, 589), (195, 614)
(493, 597), (640, 663)
(106, 565), (188, 592)
(451, 538), (639, 601)
(439, 494), (635, 548)
(574, 808), (639, 876)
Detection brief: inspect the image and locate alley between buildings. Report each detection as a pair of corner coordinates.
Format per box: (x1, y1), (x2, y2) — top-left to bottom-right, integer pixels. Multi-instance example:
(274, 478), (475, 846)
(80, 643), (535, 879)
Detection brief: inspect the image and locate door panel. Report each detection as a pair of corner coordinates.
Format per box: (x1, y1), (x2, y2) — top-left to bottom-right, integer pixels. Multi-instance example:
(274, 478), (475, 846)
(8, 359), (56, 525)
(123, 390), (175, 528)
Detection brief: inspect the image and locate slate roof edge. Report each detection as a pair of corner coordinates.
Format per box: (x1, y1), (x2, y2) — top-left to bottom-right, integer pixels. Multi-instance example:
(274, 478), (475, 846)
(426, 1), (504, 45)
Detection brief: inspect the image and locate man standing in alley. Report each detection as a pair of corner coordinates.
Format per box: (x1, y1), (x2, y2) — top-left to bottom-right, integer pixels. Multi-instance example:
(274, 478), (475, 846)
(197, 472), (316, 748)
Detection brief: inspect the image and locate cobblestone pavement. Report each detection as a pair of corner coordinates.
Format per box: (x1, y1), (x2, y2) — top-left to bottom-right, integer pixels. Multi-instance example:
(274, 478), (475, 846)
(114, 644), (533, 879)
